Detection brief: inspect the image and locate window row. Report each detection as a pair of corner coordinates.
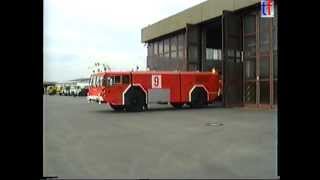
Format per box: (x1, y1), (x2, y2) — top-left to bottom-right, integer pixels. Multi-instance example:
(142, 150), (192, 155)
(206, 48), (222, 61)
(148, 33), (185, 59)
(89, 75), (130, 87)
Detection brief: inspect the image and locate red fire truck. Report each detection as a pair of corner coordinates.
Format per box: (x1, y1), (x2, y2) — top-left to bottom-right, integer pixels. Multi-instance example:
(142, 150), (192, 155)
(87, 71), (221, 111)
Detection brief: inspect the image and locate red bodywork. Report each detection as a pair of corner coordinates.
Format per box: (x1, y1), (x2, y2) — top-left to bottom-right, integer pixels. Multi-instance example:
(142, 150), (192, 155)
(87, 71), (221, 107)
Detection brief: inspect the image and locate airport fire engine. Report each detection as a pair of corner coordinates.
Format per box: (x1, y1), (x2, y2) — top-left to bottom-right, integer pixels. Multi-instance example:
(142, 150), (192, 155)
(87, 70), (221, 111)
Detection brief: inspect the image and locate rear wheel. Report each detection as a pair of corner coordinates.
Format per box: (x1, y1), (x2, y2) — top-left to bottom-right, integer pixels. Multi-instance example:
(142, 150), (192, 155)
(109, 104), (125, 111)
(190, 87), (208, 108)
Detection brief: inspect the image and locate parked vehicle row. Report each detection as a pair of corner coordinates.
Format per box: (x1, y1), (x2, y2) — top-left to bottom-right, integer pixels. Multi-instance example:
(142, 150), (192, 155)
(45, 85), (88, 97)
(61, 86), (89, 96)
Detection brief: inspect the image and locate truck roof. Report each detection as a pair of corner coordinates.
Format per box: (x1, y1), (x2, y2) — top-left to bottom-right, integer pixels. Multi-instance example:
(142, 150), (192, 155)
(133, 71), (217, 75)
(91, 71), (218, 76)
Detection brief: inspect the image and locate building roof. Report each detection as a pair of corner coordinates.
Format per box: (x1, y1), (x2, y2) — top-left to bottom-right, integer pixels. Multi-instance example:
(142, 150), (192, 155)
(141, 0), (259, 42)
(43, 81), (57, 86)
(92, 70), (217, 75)
(70, 78), (90, 82)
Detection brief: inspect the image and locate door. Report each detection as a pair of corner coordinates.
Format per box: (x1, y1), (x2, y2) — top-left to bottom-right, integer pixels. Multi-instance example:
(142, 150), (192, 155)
(186, 24), (201, 71)
(258, 16), (272, 106)
(222, 11), (243, 107)
(243, 10), (275, 107)
(243, 13), (257, 105)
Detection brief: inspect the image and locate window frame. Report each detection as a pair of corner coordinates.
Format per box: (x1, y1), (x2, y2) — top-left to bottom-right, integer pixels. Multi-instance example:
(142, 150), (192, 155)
(154, 41), (158, 56)
(148, 43), (154, 56)
(178, 33), (185, 58)
(170, 36), (177, 59)
(158, 40), (164, 57)
(206, 48), (214, 61)
(164, 38), (170, 58)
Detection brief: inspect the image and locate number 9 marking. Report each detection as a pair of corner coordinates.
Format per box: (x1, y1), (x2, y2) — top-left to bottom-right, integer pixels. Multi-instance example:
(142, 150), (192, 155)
(152, 75), (161, 88)
(154, 76), (159, 86)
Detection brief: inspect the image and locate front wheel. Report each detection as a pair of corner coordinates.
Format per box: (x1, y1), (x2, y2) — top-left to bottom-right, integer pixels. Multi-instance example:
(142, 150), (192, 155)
(125, 95), (145, 112)
(125, 87), (146, 112)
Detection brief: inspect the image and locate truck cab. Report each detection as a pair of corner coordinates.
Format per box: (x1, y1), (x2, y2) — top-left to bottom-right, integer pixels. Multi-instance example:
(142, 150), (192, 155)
(87, 72), (130, 107)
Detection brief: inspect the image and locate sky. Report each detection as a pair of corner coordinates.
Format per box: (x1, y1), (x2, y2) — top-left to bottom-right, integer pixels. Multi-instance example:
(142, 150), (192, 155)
(43, 0), (206, 82)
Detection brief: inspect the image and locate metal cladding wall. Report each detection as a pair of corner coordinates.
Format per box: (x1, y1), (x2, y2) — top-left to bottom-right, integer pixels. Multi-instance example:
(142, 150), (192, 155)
(146, 32), (187, 71)
(141, 0), (259, 43)
(147, 56), (186, 71)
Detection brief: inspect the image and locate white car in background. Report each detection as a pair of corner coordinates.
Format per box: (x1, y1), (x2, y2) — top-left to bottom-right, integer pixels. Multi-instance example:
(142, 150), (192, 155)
(70, 86), (81, 96)
(61, 86), (71, 96)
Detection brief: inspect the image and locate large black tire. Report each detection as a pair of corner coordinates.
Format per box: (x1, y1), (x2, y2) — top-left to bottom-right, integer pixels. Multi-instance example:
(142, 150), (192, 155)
(109, 104), (125, 111)
(171, 103), (184, 108)
(190, 87), (208, 108)
(124, 87), (146, 112)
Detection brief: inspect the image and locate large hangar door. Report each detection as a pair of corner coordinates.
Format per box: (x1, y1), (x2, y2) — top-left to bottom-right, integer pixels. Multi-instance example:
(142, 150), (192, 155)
(222, 11), (243, 107)
(186, 24), (201, 71)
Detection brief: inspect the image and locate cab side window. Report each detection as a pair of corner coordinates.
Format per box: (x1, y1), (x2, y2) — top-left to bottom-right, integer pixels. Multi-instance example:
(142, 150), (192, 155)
(104, 76), (113, 86)
(91, 76), (94, 87)
(104, 75), (124, 86)
(122, 75), (130, 84)
(90, 75), (94, 87)
(96, 76), (99, 87)
(100, 76), (103, 86)
(97, 76), (101, 87)
(102, 76), (107, 86)
(114, 76), (120, 84)
(94, 76), (97, 87)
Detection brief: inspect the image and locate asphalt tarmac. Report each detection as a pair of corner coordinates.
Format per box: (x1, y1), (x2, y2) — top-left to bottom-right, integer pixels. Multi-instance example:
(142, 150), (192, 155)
(43, 95), (278, 179)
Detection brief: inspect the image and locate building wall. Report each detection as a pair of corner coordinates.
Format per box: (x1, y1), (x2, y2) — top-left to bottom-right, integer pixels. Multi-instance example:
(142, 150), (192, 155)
(147, 32), (187, 71)
(243, 3), (277, 106)
(141, 0), (259, 42)
(144, 1), (277, 107)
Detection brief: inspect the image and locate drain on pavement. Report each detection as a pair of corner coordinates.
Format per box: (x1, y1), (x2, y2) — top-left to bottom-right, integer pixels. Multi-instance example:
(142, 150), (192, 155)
(206, 122), (224, 126)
